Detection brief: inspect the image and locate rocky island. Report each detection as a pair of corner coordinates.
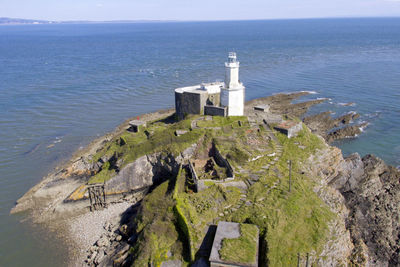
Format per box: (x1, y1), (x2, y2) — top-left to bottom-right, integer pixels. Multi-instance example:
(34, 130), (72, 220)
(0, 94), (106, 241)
(10, 91), (400, 267)
(11, 53), (400, 267)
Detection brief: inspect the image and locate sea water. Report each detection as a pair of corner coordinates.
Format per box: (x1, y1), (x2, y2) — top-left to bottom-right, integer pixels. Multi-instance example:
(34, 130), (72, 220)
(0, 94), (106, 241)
(0, 18), (399, 266)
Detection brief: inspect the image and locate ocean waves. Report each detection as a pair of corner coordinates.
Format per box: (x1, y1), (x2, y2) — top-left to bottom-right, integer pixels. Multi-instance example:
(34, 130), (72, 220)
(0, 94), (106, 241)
(0, 19), (400, 266)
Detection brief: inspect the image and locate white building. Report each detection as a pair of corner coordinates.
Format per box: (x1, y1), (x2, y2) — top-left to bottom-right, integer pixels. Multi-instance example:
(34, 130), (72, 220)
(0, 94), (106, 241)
(221, 52), (245, 116)
(174, 52), (245, 119)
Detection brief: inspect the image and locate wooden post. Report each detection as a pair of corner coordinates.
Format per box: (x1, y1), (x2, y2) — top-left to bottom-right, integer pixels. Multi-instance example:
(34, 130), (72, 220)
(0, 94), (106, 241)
(289, 160), (292, 192)
(88, 188), (93, 211)
(297, 253), (300, 267)
(306, 253), (309, 267)
(101, 184), (107, 208)
(88, 184), (107, 211)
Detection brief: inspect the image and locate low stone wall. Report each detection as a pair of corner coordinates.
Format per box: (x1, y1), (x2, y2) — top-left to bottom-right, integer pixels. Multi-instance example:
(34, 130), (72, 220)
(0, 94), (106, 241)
(213, 145), (235, 179)
(188, 160), (199, 192)
(204, 105), (227, 117)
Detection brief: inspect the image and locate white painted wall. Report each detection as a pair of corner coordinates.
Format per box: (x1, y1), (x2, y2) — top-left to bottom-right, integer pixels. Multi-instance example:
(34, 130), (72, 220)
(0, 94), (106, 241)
(201, 82), (223, 94)
(221, 87), (245, 116)
(225, 62), (240, 88)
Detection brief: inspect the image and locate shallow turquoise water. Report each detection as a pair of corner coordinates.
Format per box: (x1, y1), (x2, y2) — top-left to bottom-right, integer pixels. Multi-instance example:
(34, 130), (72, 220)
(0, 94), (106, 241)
(0, 18), (399, 266)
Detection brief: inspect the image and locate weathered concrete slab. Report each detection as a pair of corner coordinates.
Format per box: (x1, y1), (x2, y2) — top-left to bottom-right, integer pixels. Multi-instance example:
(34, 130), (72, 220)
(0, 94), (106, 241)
(161, 260), (182, 267)
(209, 221), (241, 264)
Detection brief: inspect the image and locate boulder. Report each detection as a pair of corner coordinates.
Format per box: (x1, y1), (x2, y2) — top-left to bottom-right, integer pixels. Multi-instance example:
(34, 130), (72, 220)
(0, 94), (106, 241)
(339, 154), (400, 265)
(96, 235), (110, 248)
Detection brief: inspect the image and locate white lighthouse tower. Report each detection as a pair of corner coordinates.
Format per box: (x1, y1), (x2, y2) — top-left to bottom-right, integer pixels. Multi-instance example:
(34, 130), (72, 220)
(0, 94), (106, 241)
(221, 52), (245, 116)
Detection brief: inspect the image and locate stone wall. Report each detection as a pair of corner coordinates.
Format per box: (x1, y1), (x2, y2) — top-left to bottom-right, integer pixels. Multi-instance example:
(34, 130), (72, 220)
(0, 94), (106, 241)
(213, 145), (235, 179)
(204, 106), (227, 117)
(175, 91), (208, 119)
(188, 160), (199, 192)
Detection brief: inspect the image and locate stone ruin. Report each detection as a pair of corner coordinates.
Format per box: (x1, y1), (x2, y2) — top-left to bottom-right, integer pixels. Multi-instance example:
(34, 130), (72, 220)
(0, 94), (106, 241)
(183, 143), (235, 192)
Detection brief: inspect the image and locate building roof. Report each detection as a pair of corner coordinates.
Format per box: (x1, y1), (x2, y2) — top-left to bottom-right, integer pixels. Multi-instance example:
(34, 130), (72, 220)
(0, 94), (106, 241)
(209, 221), (259, 267)
(254, 104), (270, 111)
(275, 120), (301, 130)
(175, 82), (224, 94)
(129, 120), (146, 127)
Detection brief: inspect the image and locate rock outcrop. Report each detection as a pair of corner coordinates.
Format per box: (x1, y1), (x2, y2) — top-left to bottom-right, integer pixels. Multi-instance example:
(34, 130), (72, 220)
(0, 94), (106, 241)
(325, 123), (368, 143)
(11, 93), (399, 267)
(246, 92), (368, 143)
(339, 155), (400, 266)
(310, 142), (400, 266)
(105, 145), (197, 194)
(306, 143), (354, 266)
(303, 111), (367, 143)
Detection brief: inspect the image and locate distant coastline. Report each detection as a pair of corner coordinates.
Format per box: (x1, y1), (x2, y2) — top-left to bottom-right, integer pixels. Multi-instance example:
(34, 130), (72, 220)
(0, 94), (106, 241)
(0, 17), (57, 25)
(2, 16), (400, 25)
(0, 17), (178, 25)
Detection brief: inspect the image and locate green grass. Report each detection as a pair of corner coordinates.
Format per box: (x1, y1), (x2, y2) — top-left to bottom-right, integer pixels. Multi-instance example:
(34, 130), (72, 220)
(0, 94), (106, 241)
(88, 167), (116, 184)
(204, 181), (215, 187)
(219, 223), (259, 264)
(196, 116), (248, 128)
(88, 115), (254, 184)
(126, 118), (335, 266)
(88, 117), (204, 184)
(225, 124), (334, 265)
(130, 180), (189, 267)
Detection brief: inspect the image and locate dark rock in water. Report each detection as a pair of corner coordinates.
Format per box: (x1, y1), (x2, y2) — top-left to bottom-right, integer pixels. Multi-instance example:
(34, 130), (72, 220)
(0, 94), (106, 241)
(23, 143), (41, 155)
(326, 123), (368, 143)
(303, 111), (362, 143)
(338, 154), (400, 266)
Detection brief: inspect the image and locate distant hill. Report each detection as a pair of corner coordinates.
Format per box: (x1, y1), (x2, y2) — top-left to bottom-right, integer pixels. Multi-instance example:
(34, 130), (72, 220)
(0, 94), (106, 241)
(0, 17), (56, 24)
(0, 17), (177, 25)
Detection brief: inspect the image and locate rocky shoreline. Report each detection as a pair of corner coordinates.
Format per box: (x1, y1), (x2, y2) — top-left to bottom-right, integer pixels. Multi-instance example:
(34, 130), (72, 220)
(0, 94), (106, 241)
(11, 92), (400, 266)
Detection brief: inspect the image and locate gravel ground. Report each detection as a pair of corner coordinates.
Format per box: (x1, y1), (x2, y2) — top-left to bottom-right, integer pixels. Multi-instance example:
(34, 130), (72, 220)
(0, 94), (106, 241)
(67, 202), (132, 265)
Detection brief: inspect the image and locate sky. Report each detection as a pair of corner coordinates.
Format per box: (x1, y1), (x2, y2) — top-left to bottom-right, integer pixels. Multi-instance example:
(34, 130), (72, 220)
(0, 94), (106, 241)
(1, 0), (400, 21)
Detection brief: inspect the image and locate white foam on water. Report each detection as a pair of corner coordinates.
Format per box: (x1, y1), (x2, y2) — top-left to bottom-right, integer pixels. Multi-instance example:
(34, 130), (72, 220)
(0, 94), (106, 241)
(359, 122), (370, 132)
(338, 102), (356, 107)
(300, 90), (318, 94)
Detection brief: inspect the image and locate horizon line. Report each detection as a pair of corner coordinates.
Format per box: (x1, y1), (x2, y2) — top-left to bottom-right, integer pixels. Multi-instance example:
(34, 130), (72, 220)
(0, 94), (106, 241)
(1, 15), (400, 24)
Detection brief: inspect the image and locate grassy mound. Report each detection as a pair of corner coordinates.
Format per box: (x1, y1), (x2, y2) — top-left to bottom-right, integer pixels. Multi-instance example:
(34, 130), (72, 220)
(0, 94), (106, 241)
(129, 180), (189, 267)
(219, 223), (259, 264)
(125, 115), (334, 266)
(226, 125), (334, 265)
